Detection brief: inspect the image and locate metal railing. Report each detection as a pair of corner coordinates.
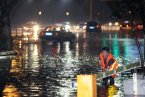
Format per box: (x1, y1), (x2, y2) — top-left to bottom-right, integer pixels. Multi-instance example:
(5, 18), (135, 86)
(97, 62), (141, 80)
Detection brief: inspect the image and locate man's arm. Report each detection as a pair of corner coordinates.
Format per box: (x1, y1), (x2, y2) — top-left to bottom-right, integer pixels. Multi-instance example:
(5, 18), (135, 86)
(98, 59), (106, 71)
(106, 58), (115, 70)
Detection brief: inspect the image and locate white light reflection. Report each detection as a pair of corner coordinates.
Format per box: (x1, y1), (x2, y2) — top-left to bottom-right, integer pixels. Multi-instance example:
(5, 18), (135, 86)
(65, 42), (70, 53)
(76, 33), (79, 38)
(24, 45), (28, 60)
(29, 44), (40, 72)
(31, 44), (39, 72)
(33, 25), (39, 40)
(75, 42), (79, 56)
(56, 41), (79, 97)
(133, 73), (137, 95)
(19, 41), (22, 49)
(83, 33), (86, 38)
(57, 43), (60, 53)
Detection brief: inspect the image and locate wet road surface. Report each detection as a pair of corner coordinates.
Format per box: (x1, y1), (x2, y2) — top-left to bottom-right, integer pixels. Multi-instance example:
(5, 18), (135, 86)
(1, 31), (144, 97)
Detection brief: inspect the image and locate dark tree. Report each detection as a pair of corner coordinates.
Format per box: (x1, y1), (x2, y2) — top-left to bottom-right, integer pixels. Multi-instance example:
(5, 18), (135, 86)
(0, 0), (18, 51)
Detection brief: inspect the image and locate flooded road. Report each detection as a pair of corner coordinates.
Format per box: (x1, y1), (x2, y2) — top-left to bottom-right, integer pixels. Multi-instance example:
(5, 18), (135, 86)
(1, 31), (144, 97)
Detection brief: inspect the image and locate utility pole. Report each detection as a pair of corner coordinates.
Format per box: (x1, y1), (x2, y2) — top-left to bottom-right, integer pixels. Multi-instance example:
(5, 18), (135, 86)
(89, 0), (93, 21)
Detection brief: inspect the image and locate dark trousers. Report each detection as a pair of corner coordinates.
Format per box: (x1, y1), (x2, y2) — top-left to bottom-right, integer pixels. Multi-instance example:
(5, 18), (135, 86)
(103, 76), (114, 86)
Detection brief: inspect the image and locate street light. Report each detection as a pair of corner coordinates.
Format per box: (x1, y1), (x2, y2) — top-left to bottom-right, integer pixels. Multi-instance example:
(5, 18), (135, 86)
(66, 12), (70, 16)
(109, 22), (112, 26)
(38, 11), (42, 16)
(129, 10), (131, 14)
(89, 0), (93, 21)
(115, 22), (119, 26)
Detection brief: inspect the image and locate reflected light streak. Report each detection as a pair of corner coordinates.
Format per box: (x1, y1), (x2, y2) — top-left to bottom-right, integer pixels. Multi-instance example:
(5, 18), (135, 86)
(65, 42), (70, 53)
(102, 34), (108, 47)
(76, 33), (79, 38)
(133, 73), (137, 95)
(83, 33), (86, 38)
(33, 25), (39, 40)
(76, 42), (79, 56)
(3, 84), (20, 97)
(29, 44), (40, 71)
(57, 43), (60, 53)
(111, 34), (120, 57)
(10, 58), (22, 74)
(32, 45), (39, 70)
(107, 85), (118, 97)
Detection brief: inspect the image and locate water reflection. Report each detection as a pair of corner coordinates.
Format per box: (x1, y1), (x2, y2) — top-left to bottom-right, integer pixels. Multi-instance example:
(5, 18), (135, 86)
(98, 85), (118, 97)
(5, 31), (144, 97)
(107, 85), (118, 97)
(101, 32), (144, 60)
(10, 58), (22, 75)
(3, 84), (20, 97)
(111, 34), (120, 57)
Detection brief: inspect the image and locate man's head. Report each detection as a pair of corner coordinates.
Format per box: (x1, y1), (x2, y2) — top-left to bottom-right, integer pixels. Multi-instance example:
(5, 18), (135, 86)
(102, 47), (110, 59)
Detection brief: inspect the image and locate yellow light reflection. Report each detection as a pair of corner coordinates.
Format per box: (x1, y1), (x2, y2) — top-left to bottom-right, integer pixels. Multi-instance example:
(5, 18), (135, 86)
(107, 85), (118, 97)
(3, 84), (20, 97)
(10, 58), (22, 74)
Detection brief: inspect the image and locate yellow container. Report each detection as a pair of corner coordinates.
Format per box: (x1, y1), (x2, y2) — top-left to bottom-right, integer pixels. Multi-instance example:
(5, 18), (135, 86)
(77, 75), (97, 97)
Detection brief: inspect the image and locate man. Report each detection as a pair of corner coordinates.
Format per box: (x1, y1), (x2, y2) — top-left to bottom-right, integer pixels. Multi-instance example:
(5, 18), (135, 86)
(99, 47), (118, 86)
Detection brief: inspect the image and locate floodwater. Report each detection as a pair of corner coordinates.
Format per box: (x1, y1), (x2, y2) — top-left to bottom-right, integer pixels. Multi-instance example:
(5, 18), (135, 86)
(1, 31), (144, 97)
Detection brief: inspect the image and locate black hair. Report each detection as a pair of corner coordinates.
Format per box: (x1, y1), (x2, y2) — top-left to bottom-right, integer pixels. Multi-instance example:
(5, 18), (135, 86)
(102, 47), (110, 52)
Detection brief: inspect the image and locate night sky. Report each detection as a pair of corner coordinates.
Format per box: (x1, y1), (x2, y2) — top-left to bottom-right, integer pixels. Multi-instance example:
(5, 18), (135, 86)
(10, 0), (113, 26)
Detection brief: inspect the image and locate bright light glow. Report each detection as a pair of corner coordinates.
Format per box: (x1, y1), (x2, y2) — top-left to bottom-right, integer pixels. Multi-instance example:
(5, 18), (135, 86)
(33, 25), (39, 40)
(56, 27), (61, 31)
(38, 11), (42, 15)
(76, 33), (79, 38)
(126, 24), (129, 28)
(65, 24), (71, 30)
(101, 23), (120, 31)
(109, 22), (112, 26)
(66, 12), (70, 16)
(120, 24), (122, 27)
(115, 22), (119, 26)
(76, 26), (79, 29)
(124, 21), (129, 23)
(66, 22), (70, 25)
(23, 26), (28, 30)
(89, 26), (95, 29)
(33, 25), (39, 32)
(83, 25), (86, 29)
(23, 37), (28, 41)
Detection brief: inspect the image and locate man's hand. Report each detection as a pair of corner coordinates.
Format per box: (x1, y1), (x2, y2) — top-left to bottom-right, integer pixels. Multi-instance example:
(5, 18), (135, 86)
(106, 66), (111, 71)
(102, 68), (106, 72)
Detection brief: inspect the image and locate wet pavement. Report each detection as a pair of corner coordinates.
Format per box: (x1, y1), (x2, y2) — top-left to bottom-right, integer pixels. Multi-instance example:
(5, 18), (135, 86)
(0, 31), (144, 97)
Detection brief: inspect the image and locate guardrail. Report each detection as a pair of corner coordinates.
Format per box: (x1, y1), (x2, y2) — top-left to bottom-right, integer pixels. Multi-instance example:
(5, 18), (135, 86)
(97, 62), (141, 80)
(0, 51), (17, 59)
(0, 51), (17, 56)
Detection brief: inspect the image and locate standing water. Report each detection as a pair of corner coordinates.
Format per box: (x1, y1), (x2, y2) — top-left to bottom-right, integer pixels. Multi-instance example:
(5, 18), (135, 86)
(2, 31), (144, 97)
